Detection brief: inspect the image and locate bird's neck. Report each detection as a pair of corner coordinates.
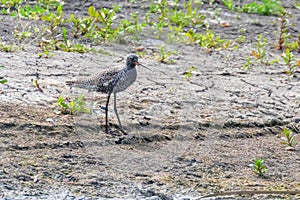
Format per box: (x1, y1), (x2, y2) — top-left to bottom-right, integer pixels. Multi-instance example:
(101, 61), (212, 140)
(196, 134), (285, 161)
(126, 64), (136, 70)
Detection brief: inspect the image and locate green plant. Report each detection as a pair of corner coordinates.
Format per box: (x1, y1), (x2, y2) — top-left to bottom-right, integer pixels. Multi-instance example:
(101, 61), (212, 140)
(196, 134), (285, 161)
(14, 24), (39, 41)
(69, 14), (93, 38)
(0, 0), (22, 13)
(169, 0), (206, 28)
(276, 10), (291, 50)
(54, 95), (90, 115)
(148, 0), (169, 24)
(13, 23), (41, 50)
(243, 34), (286, 70)
(87, 5), (121, 42)
(298, 34), (300, 53)
(0, 65), (7, 84)
(41, 4), (65, 36)
(40, 5), (66, 52)
(1, 0), (62, 18)
(281, 48), (300, 77)
(252, 34), (268, 63)
(242, 57), (253, 70)
(119, 12), (147, 39)
(37, 0), (62, 10)
(146, 0), (171, 36)
(186, 29), (235, 50)
(242, 0), (283, 16)
(284, 41), (299, 52)
(243, 34), (280, 70)
(222, 0), (236, 11)
(184, 66), (197, 80)
(295, 1), (300, 9)
(280, 127), (298, 148)
(223, 0), (283, 16)
(15, 5), (47, 20)
(154, 45), (176, 64)
(57, 27), (90, 53)
(253, 158), (267, 176)
(146, 0), (207, 38)
(167, 25), (188, 43)
(0, 41), (16, 52)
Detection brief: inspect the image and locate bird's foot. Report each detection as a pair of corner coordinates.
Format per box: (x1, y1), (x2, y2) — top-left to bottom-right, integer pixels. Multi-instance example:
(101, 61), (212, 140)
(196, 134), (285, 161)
(100, 105), (108, 111)
(118, 128), (127, 135)
(105, 126), (114, 135)
(105, 124), (127, 135)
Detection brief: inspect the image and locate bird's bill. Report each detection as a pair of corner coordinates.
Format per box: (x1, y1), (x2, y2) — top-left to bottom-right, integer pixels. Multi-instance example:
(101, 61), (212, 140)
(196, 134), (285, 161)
(136, 61), (150, 70)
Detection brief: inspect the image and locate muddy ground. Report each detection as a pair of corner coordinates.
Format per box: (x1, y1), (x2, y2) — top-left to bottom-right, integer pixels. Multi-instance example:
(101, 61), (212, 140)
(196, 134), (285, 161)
(0, 0), (300, 199)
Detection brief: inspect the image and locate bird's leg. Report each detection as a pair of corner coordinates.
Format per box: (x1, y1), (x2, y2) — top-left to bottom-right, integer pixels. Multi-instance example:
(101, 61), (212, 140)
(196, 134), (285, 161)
(114, 92), (122, 128)
(114, 92), (126, 134)
(105, 93), (111, 134)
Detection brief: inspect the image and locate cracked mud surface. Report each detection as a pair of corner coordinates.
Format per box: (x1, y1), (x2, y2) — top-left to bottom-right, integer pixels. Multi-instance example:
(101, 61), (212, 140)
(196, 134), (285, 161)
(0, 0), (300, 199)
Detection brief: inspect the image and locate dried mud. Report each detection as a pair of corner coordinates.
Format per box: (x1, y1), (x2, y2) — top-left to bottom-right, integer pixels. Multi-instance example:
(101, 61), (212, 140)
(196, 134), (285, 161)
(0, 0), (300, 199)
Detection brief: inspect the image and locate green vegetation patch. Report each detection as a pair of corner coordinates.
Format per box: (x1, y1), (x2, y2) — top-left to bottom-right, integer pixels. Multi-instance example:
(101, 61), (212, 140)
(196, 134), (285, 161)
(223, 0), (284, 16)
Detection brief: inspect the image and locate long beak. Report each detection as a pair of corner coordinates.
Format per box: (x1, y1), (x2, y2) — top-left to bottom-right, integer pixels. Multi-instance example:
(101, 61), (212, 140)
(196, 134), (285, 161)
(136, 61), (150, 70)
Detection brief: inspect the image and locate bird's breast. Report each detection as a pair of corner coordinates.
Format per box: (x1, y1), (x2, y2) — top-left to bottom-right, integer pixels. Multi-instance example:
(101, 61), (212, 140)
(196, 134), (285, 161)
(113, 68), (137, 93)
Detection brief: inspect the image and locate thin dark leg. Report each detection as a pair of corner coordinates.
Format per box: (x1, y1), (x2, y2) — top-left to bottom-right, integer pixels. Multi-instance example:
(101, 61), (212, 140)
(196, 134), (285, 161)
(105, 93), (111, 133)
(114, 92), (126, 134)
(114, 92), (122, 130)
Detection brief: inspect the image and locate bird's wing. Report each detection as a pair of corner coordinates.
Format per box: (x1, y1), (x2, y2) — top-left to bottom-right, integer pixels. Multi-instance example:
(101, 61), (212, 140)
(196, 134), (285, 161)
(97, 66), (122, 83)
(66, 66), (122, 87)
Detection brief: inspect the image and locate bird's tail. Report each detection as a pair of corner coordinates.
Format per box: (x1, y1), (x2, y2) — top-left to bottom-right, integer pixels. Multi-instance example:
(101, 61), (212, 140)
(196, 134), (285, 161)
(65, 79), (98, 90)
(65, 80), (75, 86)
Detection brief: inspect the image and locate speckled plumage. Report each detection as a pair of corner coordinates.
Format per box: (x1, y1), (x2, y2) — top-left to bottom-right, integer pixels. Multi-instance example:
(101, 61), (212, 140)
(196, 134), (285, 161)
(66, 56), (138, 93)
(66, 55), (141, 134)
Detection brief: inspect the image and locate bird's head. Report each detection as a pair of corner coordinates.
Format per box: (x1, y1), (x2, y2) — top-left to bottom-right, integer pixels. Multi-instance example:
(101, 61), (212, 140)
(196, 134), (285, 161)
(126, 54), (150, 70)
(126, 54), (139, 67)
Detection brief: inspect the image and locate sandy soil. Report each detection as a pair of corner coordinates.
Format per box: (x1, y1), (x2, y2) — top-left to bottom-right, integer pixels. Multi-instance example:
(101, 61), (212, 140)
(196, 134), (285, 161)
(0, 0), (300, 199)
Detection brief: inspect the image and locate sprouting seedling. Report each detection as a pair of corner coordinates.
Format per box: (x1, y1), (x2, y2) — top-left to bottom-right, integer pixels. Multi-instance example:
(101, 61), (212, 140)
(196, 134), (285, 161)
(297, 34), (300, 53)
(54, 95), (90, 115)
(243, 34), (268, 69)
(32, 79), (43, 92)
(184, 66), (197, 80)
(252, 34), (268, 63)
(280, 127), (298, 148)
(276, 10), (291, 50)
(154, 45), (176, 64)
(0, 65), (8, 84)
(253, 158), (266, 177)
(242, 57), (253, 70)
(281, 48), (300, 77)
(57, 27), (90, 53)
(0, 41), (16, 52)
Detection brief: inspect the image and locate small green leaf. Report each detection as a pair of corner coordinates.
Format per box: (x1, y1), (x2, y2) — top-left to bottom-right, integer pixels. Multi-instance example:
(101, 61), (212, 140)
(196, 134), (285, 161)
(69, 14), (75, 20)
(69, 101), (74, 108)
(58, 43), (67, 49)
(41, 15), (51, 21)
(57, 5), (63, 15)
(62, 26), (67, 41)
(88, 6), (97, 17)
(0, 79), (8, 84)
